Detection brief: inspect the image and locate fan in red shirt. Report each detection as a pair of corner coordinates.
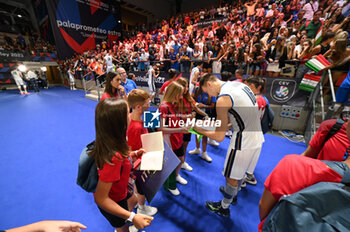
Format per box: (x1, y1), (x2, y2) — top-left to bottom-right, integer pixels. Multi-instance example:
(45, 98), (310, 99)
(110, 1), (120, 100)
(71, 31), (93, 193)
(176, 77), (207, 172)
(126, 89), (158, 217)
(159, 69), (180, 95)
(259, 152), (350, 231)
(100, 72), (127, 101)
(159, 81), (189, 196)
(90, 98), (152, 231)
(302, 119), (349, 161)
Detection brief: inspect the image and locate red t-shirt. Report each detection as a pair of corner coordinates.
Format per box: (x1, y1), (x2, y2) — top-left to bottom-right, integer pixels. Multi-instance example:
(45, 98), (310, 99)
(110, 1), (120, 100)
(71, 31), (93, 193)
(309, 119), (348, 161)
(100, 92), (119, 101)
(159, 103), (183, 150)
(97, 153), (132, 202)
(259, 154), (343, 231)
(256, 95), (267, 120)
(160, 80), (173, 93)
(127, 118), (148, 151)
(264, 155), (342, 201)
(182, 98), (193, 135)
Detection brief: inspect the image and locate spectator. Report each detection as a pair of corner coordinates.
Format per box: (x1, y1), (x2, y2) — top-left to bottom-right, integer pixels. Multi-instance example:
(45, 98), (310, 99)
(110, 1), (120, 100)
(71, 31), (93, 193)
(101, 72), (127, 101)
(299, 10), (323, 39)
(91, 98), (153, 231)
(117, 67), (137, 95)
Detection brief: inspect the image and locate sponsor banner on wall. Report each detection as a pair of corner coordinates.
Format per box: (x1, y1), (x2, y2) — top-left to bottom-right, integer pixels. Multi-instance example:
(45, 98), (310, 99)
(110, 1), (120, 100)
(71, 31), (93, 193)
(46, 0), (122, 59)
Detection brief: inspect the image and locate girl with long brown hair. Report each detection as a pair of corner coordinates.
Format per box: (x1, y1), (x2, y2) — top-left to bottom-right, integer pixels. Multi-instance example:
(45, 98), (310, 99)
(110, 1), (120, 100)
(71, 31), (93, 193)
(91, 98), (152, 232)
(176, 77), (207, 172)
(101, 72), (127, 101)
(159, 82), (189, 196)
(266, 36), (287, 77)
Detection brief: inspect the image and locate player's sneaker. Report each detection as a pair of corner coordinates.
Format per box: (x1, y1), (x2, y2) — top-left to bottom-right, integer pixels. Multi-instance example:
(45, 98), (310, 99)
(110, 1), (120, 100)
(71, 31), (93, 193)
(205, 201), (230, 217)
(245, 173), (257, 185)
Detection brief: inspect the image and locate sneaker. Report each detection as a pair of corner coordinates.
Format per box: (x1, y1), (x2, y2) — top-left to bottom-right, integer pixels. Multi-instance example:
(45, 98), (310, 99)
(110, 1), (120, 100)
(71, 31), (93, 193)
(201, 152), (212, 163)
(20, 92), (24, 95)
(219, 186), (237, 205)
(208, 138), (219, 146)
(189, 148), (201, 155)
(181, 162), (193, 171)
(176, 175), (188, 185)
(245, 173), (257, 185)
(137, 205), (158, 216)
(168, 188), (180, 196)
(205, 201), (230, 217)
(240, 180), (246, 188)
(25, 92), (30, 95)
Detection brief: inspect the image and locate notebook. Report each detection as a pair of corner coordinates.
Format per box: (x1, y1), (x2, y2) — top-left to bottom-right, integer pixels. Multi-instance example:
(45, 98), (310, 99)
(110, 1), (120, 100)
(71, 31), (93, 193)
(140, 132), (164, 171)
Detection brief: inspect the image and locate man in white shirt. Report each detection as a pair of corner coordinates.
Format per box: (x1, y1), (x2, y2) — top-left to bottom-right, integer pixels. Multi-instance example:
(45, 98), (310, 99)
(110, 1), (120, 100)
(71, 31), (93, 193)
(140, 49), (150, 71)
(11, 66), (29, 95)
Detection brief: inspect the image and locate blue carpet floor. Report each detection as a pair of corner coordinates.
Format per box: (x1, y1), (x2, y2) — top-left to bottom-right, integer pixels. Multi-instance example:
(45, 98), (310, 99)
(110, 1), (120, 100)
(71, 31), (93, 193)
(0, 87), (306, 232)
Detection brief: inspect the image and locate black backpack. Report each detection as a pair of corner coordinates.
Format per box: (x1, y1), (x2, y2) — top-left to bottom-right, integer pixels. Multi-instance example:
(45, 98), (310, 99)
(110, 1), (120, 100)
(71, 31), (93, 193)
(76, 141), (98, 193)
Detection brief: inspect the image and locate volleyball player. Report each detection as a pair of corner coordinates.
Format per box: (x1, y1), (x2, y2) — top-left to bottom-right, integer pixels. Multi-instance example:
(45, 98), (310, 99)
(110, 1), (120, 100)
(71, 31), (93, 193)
(195, 74), (264, 217)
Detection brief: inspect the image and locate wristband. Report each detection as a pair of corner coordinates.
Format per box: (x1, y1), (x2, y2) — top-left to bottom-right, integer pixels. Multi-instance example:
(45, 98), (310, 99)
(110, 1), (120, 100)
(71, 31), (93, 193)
(126, 212), (135, 224)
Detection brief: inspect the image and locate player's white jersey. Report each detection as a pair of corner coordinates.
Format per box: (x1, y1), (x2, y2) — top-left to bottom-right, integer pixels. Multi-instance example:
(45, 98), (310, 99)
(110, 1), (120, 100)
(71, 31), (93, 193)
(219, 81), (264, 150)
(11, 70), (22, 80)
(104, 55), (113, 67)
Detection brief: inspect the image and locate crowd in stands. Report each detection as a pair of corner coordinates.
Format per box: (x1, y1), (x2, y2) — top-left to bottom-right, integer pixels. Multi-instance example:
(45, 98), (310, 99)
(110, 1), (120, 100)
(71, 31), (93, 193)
(0, 32), (56, 53)
(60, 0), (350, 82)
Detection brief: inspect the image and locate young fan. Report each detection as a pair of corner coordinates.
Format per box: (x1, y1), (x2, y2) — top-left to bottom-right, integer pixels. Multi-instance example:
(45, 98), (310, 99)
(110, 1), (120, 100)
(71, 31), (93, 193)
(159, 82), (189, 196)
(126, 89), (158, 216)
(176, 78), (207, 171)
(244, 76), (268, 185)
(159, 69), (178, 95)
(90, 98), (153, 232)
(189, 80), (217, 163)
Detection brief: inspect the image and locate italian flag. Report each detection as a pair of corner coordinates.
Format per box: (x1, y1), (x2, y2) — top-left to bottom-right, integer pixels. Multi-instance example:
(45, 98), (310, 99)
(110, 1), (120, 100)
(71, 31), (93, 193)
(299, 74), (322, 92)
(305, 54), (331, 72)
(314, 20), (324, 46)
